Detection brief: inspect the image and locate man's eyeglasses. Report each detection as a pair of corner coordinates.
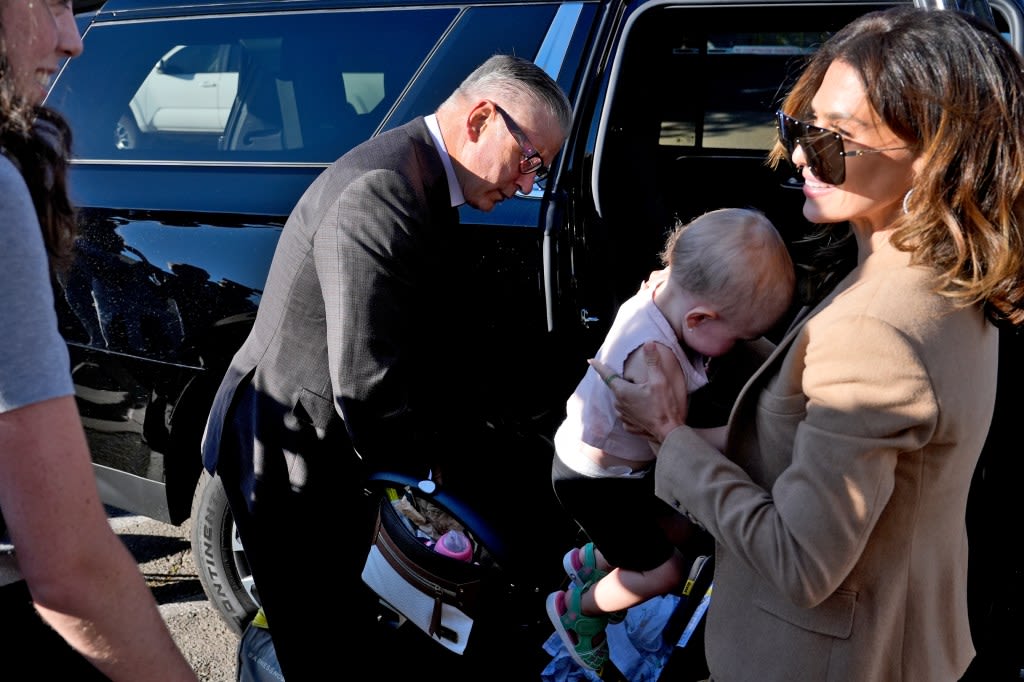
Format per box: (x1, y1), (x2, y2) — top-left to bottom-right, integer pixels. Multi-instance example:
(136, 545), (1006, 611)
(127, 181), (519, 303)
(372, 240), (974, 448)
(494, 103), (551, 181)
(775, 110), (907, 186)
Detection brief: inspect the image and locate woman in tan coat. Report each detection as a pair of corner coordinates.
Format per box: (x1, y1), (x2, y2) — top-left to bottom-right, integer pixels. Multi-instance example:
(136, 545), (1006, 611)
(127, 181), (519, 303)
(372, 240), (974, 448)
(591, 7), (1024, 681)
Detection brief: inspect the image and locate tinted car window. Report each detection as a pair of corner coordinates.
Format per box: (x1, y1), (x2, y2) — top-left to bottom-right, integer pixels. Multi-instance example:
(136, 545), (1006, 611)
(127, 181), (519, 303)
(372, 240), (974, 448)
(662, 33), (821, 149)
(387, 3), (568, 124)
(125, 44), (240, 139)
(590, 3), (890, 309)
(51, 8), (458, 162)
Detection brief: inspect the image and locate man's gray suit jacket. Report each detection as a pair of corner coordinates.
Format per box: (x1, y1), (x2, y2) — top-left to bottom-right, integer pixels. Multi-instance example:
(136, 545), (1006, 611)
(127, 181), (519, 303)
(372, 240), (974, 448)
(202, 116), (463, 499)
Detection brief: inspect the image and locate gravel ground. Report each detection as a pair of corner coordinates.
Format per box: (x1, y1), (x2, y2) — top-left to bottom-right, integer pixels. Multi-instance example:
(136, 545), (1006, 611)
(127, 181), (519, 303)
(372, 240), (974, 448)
(108, 508), (240, 682)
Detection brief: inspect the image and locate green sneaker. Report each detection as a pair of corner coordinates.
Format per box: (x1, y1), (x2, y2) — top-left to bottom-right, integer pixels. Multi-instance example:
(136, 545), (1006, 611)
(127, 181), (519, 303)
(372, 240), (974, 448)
(546, 585), (609, 671)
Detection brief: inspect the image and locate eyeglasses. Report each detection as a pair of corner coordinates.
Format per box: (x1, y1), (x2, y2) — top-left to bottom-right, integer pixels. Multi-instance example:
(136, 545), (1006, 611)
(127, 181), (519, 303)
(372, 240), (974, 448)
(494, 103), (551, 181)
(775, 110), (907, 186)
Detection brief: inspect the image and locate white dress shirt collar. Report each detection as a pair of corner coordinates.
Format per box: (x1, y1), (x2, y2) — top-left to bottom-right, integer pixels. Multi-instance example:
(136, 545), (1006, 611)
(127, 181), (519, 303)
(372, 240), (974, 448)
(425, 114), (465, 208)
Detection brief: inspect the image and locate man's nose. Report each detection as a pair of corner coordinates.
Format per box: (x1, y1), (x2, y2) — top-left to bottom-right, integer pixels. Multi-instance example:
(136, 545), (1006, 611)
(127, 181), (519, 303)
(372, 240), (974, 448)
(514, 172), (536, 195)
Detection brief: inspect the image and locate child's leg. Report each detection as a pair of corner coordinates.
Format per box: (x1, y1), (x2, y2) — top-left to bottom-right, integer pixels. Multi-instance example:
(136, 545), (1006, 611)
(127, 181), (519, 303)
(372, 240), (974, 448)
(579, 547), (686, 616)
(547, 545), (685, 672)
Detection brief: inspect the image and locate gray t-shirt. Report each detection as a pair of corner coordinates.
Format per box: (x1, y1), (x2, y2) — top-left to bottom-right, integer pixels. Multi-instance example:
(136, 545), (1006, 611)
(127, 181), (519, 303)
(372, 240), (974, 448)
(0, 155), (74, 411)
(0, 154), (75, 585)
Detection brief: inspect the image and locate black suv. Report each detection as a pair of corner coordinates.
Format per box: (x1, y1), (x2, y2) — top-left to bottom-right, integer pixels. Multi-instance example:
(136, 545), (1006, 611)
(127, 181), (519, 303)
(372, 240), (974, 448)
(53, 0), (1024, 677)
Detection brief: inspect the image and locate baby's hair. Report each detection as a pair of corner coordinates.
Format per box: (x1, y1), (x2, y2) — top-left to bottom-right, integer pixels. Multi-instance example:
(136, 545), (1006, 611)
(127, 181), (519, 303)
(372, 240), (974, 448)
(661, 208), (795, 327)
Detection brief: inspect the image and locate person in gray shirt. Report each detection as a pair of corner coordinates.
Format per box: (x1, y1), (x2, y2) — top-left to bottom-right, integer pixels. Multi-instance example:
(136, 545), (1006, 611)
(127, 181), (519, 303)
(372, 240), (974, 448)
(0, 2), (195, 679)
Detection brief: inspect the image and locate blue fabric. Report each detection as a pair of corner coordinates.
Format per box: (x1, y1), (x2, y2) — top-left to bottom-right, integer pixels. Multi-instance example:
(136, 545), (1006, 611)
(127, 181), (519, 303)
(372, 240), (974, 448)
(236, 622), (284, 682)
(542, 594), (682, 682)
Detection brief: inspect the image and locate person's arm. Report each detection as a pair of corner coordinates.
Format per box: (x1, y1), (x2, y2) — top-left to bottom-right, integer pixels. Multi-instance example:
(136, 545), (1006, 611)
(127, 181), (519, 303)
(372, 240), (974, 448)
(317, 161), (448, 477)
(599, 315), (942, 607)
(693, 425), (727, 450)
(0, 396), (197, 681)
(589, 340), (691, 444)
(592, 342), (728, 449)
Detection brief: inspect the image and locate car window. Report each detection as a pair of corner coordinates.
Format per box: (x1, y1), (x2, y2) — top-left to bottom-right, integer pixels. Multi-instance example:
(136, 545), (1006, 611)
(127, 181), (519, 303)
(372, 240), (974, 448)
(600, 4), (888, 158)
(127, 44), (240, 139)
(661, 32), (821, 150)
(589, 2), (902, 303)
(385, 3), (572, 126)
(49, 7), (458, 163)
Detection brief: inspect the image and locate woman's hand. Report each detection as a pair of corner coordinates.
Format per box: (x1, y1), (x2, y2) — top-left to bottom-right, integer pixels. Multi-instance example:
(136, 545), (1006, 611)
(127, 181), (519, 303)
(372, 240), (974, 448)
(589, 341), (689, 444)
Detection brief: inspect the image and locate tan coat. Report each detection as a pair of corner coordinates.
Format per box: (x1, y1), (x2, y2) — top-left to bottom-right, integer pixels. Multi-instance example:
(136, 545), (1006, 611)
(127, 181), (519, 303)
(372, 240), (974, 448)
(655, 239), (997, 681)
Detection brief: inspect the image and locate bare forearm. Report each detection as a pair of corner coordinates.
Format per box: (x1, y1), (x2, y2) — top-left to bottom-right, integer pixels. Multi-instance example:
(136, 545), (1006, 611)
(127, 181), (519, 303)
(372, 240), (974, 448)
(33, 543), (197, 681)
(0, 398), (197, 681)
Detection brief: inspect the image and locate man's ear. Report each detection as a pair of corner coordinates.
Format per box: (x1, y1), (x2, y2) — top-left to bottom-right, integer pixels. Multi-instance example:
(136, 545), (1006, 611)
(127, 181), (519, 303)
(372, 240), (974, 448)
(684, 307), (718, 331)
(466, 100), (494, 142)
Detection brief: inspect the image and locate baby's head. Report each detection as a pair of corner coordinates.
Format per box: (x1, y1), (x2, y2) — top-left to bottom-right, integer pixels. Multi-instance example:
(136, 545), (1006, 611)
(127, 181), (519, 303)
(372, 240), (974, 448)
(659, 208), (795, 357)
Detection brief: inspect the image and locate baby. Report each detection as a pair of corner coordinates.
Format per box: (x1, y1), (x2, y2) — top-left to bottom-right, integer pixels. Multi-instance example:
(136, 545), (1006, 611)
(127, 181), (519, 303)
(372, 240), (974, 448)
(547, 207), (795, 671)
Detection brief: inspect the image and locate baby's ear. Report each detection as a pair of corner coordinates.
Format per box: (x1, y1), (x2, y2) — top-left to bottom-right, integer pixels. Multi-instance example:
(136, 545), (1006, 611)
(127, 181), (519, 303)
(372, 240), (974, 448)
(685, 307), (718, 331)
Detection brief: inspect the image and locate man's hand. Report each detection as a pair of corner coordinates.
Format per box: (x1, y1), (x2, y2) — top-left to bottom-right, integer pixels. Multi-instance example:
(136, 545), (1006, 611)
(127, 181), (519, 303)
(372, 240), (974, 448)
(589, 341), (689, 444)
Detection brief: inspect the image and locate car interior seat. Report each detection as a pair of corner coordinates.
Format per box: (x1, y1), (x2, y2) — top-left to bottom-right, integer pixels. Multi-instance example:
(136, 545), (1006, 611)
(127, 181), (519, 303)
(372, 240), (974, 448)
(275, 38), (366, 161)
(221, 41), (285, 152)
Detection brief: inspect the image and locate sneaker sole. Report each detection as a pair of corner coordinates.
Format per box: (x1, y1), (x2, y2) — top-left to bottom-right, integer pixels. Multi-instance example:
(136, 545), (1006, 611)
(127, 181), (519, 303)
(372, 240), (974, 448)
(545, 590), (607, 672)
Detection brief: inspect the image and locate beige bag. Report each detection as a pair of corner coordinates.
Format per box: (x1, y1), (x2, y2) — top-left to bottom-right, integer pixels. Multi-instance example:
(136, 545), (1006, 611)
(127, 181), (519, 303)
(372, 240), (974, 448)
(361, 495), (484, 655)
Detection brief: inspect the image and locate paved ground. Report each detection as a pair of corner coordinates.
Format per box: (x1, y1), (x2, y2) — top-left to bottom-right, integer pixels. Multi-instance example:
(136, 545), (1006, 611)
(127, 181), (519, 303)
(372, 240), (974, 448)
(108, 508), (239, 682)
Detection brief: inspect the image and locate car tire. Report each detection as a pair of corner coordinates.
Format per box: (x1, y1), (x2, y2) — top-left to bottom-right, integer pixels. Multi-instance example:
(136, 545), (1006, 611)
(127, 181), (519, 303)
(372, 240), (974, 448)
(190, 469), (259, 635)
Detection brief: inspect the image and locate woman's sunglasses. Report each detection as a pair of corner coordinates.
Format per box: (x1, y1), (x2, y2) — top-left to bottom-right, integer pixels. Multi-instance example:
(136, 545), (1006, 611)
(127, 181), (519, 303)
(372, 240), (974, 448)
(775, 110), (906, 186)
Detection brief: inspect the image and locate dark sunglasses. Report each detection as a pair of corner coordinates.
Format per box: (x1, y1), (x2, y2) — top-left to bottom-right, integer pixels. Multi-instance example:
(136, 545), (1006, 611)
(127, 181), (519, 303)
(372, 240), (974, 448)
(775, 110), (907, 186)
(494, 103), (551, 181)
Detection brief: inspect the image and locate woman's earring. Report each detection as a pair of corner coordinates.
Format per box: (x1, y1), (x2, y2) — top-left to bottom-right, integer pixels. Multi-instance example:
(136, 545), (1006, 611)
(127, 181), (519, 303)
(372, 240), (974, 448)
(902, 188), (914, 215)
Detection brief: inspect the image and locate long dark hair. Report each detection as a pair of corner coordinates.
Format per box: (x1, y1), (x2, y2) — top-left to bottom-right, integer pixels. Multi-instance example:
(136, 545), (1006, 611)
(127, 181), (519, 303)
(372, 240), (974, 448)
(0, 33), (77, 273)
